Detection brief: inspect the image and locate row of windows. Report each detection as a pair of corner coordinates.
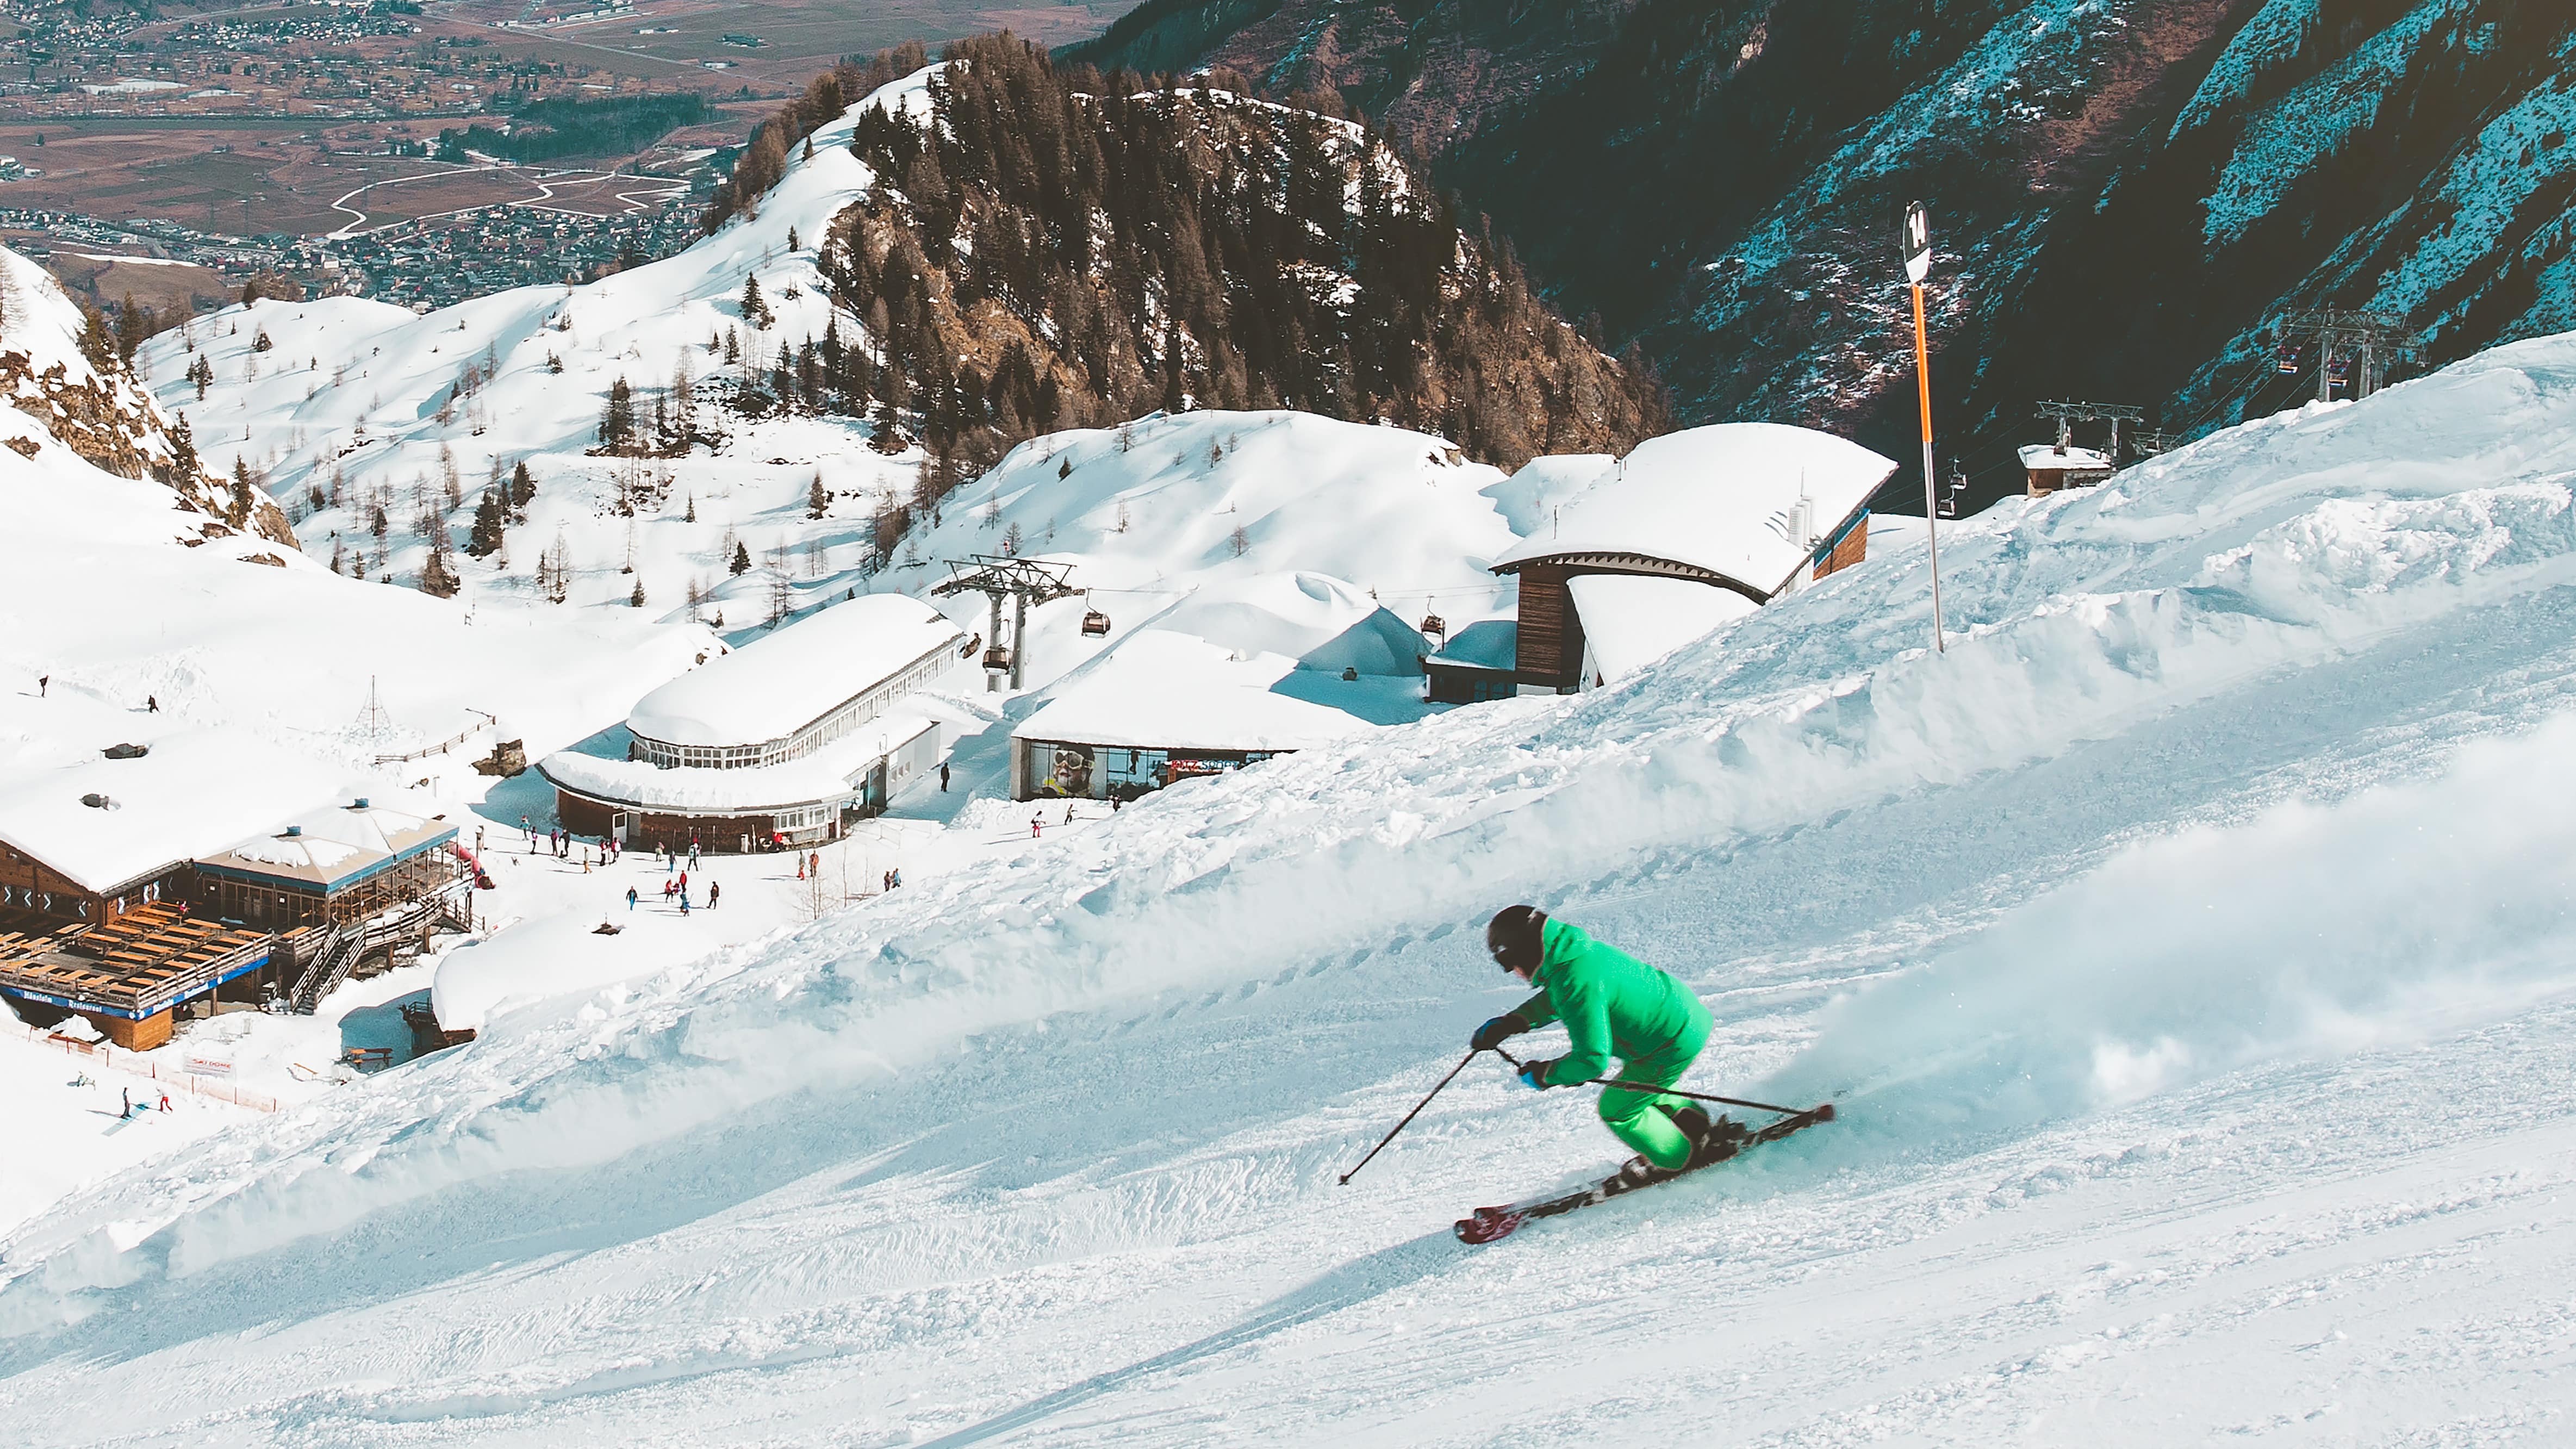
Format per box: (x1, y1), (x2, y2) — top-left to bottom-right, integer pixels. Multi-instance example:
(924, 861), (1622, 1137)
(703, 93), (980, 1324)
(1, 884), (79, 917)
(632, 640), (960, 772)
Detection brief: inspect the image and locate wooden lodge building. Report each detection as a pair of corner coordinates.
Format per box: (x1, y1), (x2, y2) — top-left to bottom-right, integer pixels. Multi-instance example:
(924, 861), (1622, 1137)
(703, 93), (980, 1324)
(0, 735), (474, 1047)
(540, 594), (970, 853)
(1431, 424), (1897, 701)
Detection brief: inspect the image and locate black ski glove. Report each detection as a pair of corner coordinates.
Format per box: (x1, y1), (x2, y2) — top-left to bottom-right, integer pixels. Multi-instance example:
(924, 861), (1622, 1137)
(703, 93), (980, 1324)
(1517, 1057), (1560, 1091)
(1470, 1012), (1530, 1052)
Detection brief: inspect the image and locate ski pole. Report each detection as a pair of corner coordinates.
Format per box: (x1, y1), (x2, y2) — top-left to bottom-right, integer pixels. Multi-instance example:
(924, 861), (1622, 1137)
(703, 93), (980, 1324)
(1339, 1048), (1482, 1185)
(1494, 1048), (1810, 1118)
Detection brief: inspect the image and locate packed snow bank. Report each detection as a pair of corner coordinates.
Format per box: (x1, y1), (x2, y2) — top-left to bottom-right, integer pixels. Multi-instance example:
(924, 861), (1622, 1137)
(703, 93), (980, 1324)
(12, 339), (2576, 1440)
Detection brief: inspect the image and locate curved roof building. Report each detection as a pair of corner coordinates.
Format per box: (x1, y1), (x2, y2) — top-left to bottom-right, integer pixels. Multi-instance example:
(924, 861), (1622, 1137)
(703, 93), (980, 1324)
(540, 595), (972, 851)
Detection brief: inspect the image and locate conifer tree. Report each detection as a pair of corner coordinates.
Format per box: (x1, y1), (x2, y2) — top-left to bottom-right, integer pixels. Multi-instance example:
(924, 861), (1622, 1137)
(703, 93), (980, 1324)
(509, 459), (536, 518)
(168, 412), (200, 479)
(228, 457), (256, 528)
(730, 540), (752, 575)
(420, 524), (461, 598)
(741, 275), (772, 330)
(807, 473), (830, 519)
(600, 376), (636, 451)
(466, 488), (507, 557)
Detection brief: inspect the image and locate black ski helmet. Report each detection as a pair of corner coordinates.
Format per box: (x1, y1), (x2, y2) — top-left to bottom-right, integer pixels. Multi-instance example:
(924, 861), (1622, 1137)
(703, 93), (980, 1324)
(1486, 905), (1547, 972)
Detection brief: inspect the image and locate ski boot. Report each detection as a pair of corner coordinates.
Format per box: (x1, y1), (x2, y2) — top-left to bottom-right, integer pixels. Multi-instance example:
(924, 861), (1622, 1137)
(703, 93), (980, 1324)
(1672, 1106), (1751, 1170)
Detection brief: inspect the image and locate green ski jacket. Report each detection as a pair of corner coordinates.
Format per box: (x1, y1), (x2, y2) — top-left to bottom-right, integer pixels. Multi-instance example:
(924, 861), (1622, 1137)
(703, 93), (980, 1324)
(1513, 917), (1711, 1085)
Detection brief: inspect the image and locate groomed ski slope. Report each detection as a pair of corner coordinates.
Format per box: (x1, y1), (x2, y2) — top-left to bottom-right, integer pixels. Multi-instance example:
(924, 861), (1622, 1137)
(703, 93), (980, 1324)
(11, 339), (2576, 1442)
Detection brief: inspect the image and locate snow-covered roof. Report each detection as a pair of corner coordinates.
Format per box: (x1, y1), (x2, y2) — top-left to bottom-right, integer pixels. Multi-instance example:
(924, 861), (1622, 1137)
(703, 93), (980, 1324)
(194, 797), (458, 891)
(1493, 424), (1897, 598)
(2019, 444), (2115, 472)
(540, 714), (935, 813)
(1149, 571), (1425, 677)
(1426, 618), (1519, 673)
(1568, 575), (1760, 682)
(626, 594), (966, 749)
(1013, 631), (1414, 753)
(0, 731), (360, 895)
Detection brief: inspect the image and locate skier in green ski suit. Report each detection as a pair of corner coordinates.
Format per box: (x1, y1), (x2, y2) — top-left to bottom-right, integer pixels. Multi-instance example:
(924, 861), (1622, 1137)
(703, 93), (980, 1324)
(1471, 905), (1725, 1173)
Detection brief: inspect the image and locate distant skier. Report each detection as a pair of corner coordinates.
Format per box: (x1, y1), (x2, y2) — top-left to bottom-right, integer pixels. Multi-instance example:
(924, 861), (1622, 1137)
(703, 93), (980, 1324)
(707, 880), (720, 909)
(37, 674), (47, 698)
(626, 886), (638, 912)
(157, 1091), (171, 1112)
(146, 694), (158, 713)
(939, 761), (950, 792)
(119, 1086), (130, 1119)
(1470, 906), (1729, 1176)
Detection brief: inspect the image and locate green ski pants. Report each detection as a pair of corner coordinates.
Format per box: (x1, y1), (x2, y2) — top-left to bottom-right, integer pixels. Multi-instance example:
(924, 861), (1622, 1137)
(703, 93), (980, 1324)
(1598, 1029), (1709, 1171)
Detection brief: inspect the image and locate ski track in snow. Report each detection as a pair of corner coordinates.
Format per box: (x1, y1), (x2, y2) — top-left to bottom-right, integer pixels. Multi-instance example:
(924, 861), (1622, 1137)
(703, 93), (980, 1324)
(17, 122), (2576, 1449)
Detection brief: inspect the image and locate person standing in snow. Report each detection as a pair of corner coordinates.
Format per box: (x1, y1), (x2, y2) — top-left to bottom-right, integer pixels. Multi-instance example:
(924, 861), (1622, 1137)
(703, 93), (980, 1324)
(37, 674), (47, 698)
(119, 1086), (129, 1118)
(707, 880), (719, 909)
(146, 694), (158, 713)
(627, 886), (638, 912)
(1470, 906), (1731, 1177)
(939, 761), (950, 792)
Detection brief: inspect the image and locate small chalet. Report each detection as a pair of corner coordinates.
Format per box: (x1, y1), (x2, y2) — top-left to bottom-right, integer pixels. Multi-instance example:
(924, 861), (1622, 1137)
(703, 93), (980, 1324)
(1431, 424), (1895, 701)
(2020, 443), (2116, 497)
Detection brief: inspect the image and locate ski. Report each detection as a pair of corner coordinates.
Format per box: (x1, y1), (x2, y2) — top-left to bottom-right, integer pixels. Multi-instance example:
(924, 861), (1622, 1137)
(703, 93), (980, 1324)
(1454, 1102), (1835, 1245)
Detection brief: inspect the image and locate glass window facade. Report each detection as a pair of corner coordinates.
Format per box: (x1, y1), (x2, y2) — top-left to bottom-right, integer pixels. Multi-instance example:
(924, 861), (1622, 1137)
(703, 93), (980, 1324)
(1021, 741), (1280, 801)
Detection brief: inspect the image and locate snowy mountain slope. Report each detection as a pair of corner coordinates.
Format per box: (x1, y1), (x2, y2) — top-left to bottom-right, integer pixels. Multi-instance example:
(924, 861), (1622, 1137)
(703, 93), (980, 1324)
(136, 73), (929, 620)
(0, 248), (293, 547)
(0, 409), (704, 781)
(9, 330), (2576, 1440)
(861, 408), (1517, 694)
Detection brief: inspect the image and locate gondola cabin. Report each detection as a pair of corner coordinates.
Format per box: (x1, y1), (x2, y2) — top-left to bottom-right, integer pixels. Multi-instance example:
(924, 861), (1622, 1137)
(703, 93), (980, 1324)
(1080, 608), (1112, 638)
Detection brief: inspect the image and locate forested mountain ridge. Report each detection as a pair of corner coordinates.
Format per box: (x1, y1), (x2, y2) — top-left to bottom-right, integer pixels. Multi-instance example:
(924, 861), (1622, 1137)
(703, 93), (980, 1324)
(717, 35), (1666, 485)
(1078, 0), (2576, 509)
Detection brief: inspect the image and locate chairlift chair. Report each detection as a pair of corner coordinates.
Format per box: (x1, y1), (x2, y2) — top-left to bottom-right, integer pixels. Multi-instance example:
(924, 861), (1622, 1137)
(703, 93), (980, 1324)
(2275, 340), (2305, 375)
(1418, 612), (1447, 641)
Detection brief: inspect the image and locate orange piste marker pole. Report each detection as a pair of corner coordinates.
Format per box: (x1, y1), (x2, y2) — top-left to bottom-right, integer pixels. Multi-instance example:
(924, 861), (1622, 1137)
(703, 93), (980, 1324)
(1912, 279), (1944, 654)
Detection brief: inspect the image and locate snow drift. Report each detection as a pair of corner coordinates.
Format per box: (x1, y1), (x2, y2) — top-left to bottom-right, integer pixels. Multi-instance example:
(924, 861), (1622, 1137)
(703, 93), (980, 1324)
(11, 335), (2576, 1441)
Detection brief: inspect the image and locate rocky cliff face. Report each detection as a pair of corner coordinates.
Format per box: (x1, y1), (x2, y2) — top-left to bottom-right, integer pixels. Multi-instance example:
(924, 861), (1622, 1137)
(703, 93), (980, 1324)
(1079, 0), (2576, 508)
(0, 247), (297, 548)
